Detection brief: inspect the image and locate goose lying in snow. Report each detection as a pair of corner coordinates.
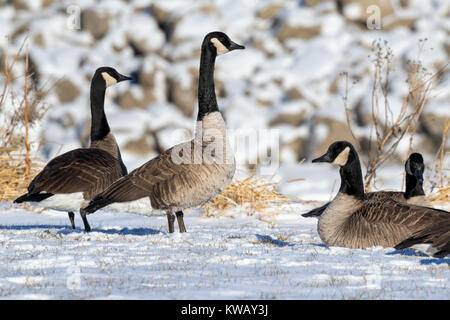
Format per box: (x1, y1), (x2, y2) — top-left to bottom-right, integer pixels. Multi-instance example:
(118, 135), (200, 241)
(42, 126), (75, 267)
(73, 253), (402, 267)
(83, 32), (245, 233)
(302, 152), (433, 218)
(14, 67), (131, 231)
(310, 141), (449, 257)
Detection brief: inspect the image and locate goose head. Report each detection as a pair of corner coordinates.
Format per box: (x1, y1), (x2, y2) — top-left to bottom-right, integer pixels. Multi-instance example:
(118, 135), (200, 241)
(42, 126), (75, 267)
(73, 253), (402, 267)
(313, 141), (364, 198)
(312, 141), (357, 168)
(94, 67), (132, 88)
(202, 31), (245, 56)
(405, 153), (424, 183)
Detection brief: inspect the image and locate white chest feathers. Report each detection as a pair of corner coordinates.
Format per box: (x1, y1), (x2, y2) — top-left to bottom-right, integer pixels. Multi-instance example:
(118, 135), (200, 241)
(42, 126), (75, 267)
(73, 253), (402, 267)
(318, 193), (362, 246)
(33, 192), (87, 212)
(195, 111), (234, 165)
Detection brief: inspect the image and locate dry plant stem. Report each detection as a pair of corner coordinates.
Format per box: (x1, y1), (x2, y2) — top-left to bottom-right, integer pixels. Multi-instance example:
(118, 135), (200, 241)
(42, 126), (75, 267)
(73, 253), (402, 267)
(0, 38), (52, 201)
(24, 44), (31, 175)
(342, 72), (360, 145)
(431, 121), (449, 189)
(201, 172), (307, 220)
(363, 41), (439, 190)
(342, 40), (443, 191)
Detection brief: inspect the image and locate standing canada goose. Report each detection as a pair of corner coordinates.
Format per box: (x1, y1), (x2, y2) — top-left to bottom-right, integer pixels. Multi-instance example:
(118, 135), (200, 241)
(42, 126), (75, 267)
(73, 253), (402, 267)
(14, 67), (131, 231)
(302, 152), (432, 218)
(310, 141), (449, 257)
(83, 32), (245, 233)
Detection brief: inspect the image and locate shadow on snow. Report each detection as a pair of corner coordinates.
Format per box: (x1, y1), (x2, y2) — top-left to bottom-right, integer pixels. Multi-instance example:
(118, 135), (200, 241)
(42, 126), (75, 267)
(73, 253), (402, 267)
(0, 224), (162, 236)
(255, 234), (295, 247)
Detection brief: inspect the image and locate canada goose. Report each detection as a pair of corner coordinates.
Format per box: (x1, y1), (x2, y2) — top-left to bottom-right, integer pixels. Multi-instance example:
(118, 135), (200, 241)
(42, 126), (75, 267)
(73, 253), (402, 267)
(310, 141), (449, 257)
(83, 32), (245, 233)
(302, 152), (432, 218)
(14, 67), (131, 231)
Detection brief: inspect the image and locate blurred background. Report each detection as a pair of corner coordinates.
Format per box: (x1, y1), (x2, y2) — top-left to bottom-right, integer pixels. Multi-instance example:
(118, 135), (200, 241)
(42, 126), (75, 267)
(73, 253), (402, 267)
(0, 0), (449, 198)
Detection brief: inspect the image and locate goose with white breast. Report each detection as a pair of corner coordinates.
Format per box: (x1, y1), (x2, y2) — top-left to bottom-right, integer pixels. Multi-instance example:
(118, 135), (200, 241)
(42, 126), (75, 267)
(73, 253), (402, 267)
(14, 67), (131, 232)
(83, 32), (245, 233)
(310, 141), (449, 257)
(302, 152), (433, 218)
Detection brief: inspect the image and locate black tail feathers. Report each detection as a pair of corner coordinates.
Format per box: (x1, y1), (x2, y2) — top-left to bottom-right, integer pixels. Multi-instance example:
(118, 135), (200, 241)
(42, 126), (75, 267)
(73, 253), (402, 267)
(84, 195), (112, 214)
(301, 204), (328, 218)
(14, 192), (53, 203)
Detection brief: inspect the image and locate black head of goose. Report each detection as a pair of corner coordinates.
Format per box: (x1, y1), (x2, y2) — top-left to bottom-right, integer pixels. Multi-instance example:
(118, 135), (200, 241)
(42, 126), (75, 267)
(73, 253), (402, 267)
(83, 32), (245, 234)
(302, 151), (432, 218)
(310, 141), (449, 257)
(14, 67), (131, 232)
(89, 67), (130, 174)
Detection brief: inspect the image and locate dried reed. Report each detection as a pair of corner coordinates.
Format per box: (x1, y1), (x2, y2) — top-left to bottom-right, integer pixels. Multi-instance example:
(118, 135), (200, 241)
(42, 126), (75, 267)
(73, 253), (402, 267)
(0, 148), (45, 202)
(201, 172), (308, 221)
(0, 39), (52, 203)
(428, 121), (449, 204)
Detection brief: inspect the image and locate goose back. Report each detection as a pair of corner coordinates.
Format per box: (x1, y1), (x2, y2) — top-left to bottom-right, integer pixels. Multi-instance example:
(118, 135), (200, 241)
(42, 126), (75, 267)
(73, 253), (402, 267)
(25, 148), (125, 200)
(319, 193), (449, 249)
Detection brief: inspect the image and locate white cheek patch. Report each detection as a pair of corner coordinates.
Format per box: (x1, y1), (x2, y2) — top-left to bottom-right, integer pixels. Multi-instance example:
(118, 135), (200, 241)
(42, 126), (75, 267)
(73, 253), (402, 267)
(405, 158), (413, 175)
(333, 147), (350, 166)
(210, 38), (229, 55)
(101, 72), (117, 87)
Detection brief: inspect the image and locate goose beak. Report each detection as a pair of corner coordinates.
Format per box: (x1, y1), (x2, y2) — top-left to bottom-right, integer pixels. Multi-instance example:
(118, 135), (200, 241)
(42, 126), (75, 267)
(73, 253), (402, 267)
(414, 170), (424, 183)
(312, 153), (331, 163)
(117, 74), (132, 82)
(229, 41), (245, 51)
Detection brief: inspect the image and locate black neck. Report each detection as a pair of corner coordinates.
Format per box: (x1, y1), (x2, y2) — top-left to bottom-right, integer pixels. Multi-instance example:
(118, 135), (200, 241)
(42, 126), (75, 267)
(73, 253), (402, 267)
(404, 173), (425, 199)
(338, 152), (365, 199)
(197, 47), (219, 121)
(90, 77), (110, 142)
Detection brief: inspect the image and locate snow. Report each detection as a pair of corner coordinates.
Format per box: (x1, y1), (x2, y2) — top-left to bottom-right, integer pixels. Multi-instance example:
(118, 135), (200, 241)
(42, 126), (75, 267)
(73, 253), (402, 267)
(1, 162), (449, 300)
(0, 0), (449, 300)
(1, 200), (448, 300)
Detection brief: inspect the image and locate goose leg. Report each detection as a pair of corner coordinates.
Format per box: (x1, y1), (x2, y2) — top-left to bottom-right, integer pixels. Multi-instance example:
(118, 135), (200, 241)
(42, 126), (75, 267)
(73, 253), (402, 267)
(79, 208), (91, 232)
(167, 212), (176, 233)
(68, 211), (75, 229)
(176, 211), (186, 233)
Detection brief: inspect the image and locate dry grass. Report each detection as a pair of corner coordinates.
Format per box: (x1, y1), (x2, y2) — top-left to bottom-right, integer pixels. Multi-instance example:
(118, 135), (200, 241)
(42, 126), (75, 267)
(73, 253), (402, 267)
(0, 148), (45, 202)
(201, 171), (309, 221)
(343, 39), (447, 191)
(429, 186), (450, 203)
(428, 121), (450, 204)
(0, 39), (52, 202)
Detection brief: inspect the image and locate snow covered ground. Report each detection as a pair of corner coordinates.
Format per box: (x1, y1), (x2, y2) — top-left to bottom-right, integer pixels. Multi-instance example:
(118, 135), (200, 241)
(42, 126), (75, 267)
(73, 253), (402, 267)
(1, 164), (448, 300)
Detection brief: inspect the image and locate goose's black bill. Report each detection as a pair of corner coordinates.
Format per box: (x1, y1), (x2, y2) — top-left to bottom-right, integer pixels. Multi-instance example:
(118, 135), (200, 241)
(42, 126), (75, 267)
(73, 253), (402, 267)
(312, 153), (331, 163)
(117, 74), (132, 82)
(229, 41), (245, 51)
(414, 170), (424, 183)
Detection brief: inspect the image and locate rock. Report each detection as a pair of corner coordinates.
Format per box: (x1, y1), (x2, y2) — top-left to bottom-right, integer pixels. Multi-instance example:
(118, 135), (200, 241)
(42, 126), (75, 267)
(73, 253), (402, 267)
(270, 109), (307, 127)
(444, 42), (450, 57)
(150, 3), (171, 25)
(81, 9), (109, 40)
(54, 78), (80, 103)
(304, 0), (335, 7)
(285, 87), (303, 100)
(122, 130), (156, 156)
(168, 77), (197, 117)
(383, 16), (417, 31)
(341, 0), (394, 22)
(283, 136), (307, 161)
(118, 88), (156, 110)
(278, 23), (321, 41)
(32, 33), (46, 48)
(42, 0), (58, 7)
(256, 3), (283, 20)
(420, 113), (450, 148)
(11, 0), (31, 10)
(313, 117), (357, 155)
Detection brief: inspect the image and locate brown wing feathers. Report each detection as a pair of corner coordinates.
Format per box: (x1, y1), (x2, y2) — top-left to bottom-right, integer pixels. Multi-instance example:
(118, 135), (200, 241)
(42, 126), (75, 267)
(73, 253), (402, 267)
(85, 147), (184, 213)
(15, 148), (124, 202)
